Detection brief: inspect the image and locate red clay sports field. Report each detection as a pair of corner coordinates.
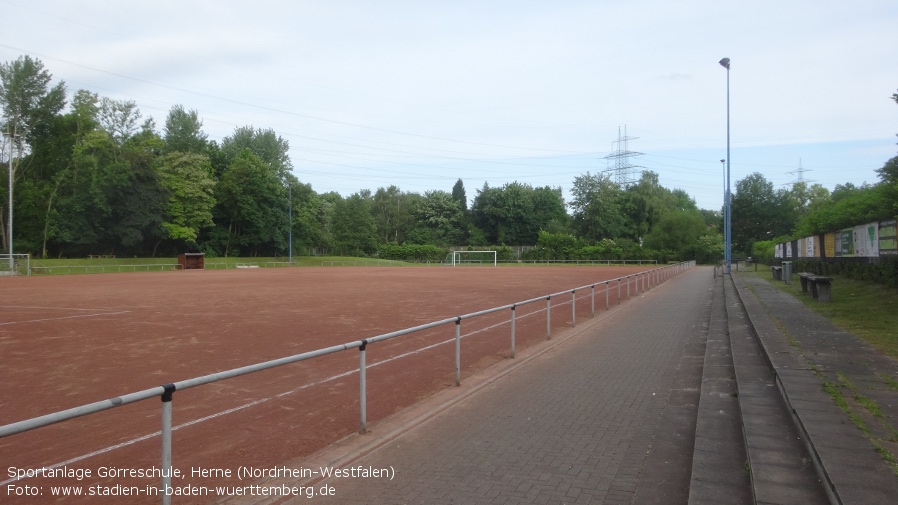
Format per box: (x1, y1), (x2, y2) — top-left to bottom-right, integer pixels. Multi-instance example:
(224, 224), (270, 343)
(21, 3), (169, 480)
(1, 265), (655, 503)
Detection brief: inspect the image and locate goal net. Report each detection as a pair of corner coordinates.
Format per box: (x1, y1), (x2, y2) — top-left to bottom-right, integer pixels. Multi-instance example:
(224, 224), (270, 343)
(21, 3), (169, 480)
(449, 250), (497, 266)
(0, 253), (31, 276)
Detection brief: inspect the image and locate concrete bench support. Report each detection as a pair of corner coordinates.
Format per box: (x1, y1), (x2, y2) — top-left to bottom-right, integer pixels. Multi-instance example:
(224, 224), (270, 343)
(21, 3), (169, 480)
(798, 272), (812, 294)
(813, 277), (832, 302)
(806, 275), (833, 302)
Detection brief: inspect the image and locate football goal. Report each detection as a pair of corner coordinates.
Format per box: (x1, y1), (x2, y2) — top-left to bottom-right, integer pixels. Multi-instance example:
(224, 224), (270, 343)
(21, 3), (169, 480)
(0, 253), (31, 276)
(448, 250), (497, 266)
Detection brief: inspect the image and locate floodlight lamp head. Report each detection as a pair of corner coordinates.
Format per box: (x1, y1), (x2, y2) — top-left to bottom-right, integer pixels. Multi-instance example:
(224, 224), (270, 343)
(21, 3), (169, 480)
(719, 58), (730, 69)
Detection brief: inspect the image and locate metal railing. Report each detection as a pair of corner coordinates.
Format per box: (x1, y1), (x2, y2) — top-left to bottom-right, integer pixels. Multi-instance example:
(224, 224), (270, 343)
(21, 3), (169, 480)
(0, 261), (694, 503)
(27, 261), (301, 274)
(29, 263), (180, 275)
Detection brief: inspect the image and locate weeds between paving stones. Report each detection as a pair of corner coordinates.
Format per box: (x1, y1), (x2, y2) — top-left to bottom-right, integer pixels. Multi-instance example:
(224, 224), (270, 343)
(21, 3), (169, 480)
(740, 273), (898, 477)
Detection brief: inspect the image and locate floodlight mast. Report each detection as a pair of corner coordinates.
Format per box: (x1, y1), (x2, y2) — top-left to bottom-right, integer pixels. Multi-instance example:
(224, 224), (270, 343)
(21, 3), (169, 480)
(721, 159), (726, 268)
(4, 125), (18, 273)
(719, 58), (731, 274)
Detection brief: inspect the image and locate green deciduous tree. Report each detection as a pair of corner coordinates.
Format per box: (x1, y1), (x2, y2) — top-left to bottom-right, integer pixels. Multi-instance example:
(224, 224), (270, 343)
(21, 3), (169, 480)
(211, 149), (288, 256)
(0, 55), (66, 146)
(156, 152), (216, 251)
(409, 190), (466, 246)
(331, 191), (377, 256)
(730, 172), (796, 255)
(0, 56), (66, 253)
(797, 182), (892, 235)
(288, 179), (328, 254)
(220, 126), (292, 180)
(163, 105), (208, 154)
(470, 182), (565, 245)
(570, 172), (625, 241)
(372, 185), (418, 244)
(643, 210), (707, 258)
(98, 97), (142, 146)
(106, 126), (167, 254)
(621, 171), (675, 241)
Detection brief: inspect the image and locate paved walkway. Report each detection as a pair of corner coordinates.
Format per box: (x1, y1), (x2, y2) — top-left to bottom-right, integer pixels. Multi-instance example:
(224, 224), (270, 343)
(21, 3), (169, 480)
(229, 266), (715, 504)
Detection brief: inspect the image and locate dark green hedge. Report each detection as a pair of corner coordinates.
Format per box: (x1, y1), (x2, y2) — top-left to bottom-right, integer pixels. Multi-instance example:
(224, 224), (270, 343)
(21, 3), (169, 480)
(377, 244), (447, 261)
(791, 256), (898, 288)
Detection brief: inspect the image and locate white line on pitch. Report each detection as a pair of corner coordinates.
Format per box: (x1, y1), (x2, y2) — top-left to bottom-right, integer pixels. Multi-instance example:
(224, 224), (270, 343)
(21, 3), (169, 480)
(0, 311), (132, 326)
(0, 306), (125, 311)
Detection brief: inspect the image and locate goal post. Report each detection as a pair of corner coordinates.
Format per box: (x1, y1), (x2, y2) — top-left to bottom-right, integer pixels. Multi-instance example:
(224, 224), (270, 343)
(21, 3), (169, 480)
(450, 250), (497, 266)
(0, 253), (31, 276)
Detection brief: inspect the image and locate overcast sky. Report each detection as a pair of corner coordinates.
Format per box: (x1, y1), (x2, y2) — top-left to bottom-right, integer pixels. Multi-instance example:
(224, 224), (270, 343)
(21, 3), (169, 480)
(2, 0), (896, 210)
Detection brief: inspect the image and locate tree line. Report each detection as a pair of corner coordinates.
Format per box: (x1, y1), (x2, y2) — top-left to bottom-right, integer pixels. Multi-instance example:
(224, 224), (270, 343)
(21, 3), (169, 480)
(6, 55), (889, 263)
(0, 55), (728, 262)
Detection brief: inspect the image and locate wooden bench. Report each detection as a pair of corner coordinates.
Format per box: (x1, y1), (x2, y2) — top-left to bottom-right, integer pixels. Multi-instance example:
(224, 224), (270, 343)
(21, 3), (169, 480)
(771, 265), (783, 280)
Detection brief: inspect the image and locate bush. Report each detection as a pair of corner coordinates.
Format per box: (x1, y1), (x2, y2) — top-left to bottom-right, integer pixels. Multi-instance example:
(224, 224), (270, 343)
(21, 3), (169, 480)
(377, 244), (447, 261)
(792, 256), (898, 289)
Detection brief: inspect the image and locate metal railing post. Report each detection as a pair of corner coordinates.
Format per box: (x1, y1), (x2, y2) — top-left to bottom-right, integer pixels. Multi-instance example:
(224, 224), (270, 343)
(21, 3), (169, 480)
(546, 296), (551, 339)
(605, 281), (609, 310)
(627, 275), (631, 300)
(455, 318), (461, 386)
(571, 290), (576, 328)
(359, 340), (367, 433)
(617, 278), (621, 303)
(590, 285), (595, 318)
(510, 305), (516, 359)
(160, 384), (175, 505)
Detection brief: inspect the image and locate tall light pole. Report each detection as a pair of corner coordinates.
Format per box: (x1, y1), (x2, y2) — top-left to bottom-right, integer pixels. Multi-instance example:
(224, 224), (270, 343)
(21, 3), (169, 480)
(288, 183), (293, 263)
(720, 158), (726, 267)
(4, 126), (17, 273)
(719, 57), (732, 274)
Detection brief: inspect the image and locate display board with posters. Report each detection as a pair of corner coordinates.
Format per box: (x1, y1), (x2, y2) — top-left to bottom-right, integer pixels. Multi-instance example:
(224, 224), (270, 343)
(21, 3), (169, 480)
(824, 233), (836, 258)
(776, 219), (895, 261)
(880, 220), (897, 255)
(853, 222), (879, 257)
(803, 236), (815, 258)
(840, 229), (855, 257)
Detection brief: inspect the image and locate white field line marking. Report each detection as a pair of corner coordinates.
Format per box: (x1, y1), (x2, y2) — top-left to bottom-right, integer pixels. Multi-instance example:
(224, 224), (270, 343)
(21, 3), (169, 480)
(0, 311), (132, 326)
(0, 306), (124, 311)
(2, 303), (564, 484)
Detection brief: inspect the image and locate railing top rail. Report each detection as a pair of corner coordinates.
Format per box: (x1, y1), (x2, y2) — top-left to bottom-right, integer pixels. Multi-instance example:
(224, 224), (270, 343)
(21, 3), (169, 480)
(0, 386), (165, 437)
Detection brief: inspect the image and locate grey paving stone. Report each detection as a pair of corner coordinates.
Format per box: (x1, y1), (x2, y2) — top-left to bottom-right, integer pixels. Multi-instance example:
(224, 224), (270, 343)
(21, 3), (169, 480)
(275, 268), (717, 504)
